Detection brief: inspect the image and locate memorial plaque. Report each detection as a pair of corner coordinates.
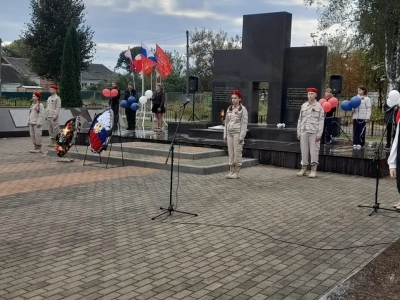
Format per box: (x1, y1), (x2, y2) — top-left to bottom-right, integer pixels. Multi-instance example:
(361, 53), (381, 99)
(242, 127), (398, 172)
(211, 82), (236, 124)
(286, 87), (307, 110)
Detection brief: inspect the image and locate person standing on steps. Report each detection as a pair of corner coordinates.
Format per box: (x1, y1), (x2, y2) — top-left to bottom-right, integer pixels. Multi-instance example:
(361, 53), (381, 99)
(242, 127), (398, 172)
(28, 91), (45, 153)
(46, 85), (61, 147)
(297, 87), (325, 178)
(151, 83), (166, 132)
(124, 82), (137, 130)
(384, 102), (397, 149)
(223, 89), (248, 179)
(110, 82), (121, 131)
(320, 88), (336, 145)
(352, 85), (371, 149)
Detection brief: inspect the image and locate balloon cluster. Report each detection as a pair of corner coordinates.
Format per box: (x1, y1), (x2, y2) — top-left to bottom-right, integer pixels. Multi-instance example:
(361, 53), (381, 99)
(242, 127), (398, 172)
(319, 97), (339, 112)
(102, 88), (119, 98)
(386, 90), (400, 108)
(340, 96), (362, 111)
(119, 90), (154, 112)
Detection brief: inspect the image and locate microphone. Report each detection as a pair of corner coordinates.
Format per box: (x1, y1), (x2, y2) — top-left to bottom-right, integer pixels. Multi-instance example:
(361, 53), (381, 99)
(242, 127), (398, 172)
(385, 105), (398, 113)
(181, 100), (190, 108)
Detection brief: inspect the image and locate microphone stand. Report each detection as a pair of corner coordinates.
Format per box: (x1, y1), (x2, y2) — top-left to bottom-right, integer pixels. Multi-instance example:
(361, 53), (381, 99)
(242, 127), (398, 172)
(151, 100), (198, 220)
(357, 106), (398, 216)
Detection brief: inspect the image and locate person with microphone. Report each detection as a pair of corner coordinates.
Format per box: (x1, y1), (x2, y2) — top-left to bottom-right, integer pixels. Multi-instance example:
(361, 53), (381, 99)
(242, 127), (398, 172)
(223, 90), (248, 179)
(388, 109), (400, 210)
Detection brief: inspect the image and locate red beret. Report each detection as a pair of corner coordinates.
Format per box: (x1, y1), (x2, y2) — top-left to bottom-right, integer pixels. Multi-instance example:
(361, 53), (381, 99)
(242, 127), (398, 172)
(307, 87), (318, 94)
(33, 91), (42, 99)
(232, 89), (243, 99)
(50, 85), (58, 90)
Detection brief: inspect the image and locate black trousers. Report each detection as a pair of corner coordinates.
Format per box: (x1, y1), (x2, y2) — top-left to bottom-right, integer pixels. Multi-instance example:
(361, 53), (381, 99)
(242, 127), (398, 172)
(125, 108), (136, 129)
(387, 122), (396, 146)
(110, 102), (119, 130)
(353, 119), (366, 146)
(321, 117), (334, 144)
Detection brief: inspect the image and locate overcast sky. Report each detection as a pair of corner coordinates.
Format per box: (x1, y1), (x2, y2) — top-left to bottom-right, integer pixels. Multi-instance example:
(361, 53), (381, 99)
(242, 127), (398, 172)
(0, 0), (326, 71)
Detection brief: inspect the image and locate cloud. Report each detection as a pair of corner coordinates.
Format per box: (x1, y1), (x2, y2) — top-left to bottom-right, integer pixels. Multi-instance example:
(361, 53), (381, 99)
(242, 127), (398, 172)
(266, 0), (305, 6)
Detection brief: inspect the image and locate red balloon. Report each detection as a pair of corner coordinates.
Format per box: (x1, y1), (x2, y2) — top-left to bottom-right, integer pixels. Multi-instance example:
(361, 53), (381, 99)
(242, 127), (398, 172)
(322, 102), (332, 113)
(319, 98), (327, 105)
(328, 97), (339, 108)
(102, 88), (111, 98)
(110, 89), (118, 98)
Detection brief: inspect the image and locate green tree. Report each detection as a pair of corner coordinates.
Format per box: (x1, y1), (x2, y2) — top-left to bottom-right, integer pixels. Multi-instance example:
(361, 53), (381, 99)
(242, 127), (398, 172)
(22, 0), (95, 83)
(69, 22), (82, 97)
(189, 28), (242, 92)
(304, 0), (400, 94)
(59, 23), (82, 107)
(2, 39), (28, 58)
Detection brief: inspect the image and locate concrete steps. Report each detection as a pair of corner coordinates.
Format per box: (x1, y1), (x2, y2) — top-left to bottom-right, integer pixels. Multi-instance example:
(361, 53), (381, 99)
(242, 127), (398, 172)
(46, 142), (259, 175)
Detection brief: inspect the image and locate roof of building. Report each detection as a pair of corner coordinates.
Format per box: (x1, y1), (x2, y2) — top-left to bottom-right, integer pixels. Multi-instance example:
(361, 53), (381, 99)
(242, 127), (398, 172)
(2, 57), (35, 77)
(1, 64), (21, 84)
(3, 57), (115, 82)
(81, 64), (114, 81)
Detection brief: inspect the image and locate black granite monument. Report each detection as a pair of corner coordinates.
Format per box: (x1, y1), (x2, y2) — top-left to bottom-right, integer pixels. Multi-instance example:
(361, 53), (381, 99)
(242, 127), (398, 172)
(212, 12), (327, 126)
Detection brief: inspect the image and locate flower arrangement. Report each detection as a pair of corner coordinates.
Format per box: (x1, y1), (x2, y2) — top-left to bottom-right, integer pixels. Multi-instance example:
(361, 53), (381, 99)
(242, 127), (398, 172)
(54, 116), (81, 157)
(276, 123), (286, 129)
(88, 109), (114, 153)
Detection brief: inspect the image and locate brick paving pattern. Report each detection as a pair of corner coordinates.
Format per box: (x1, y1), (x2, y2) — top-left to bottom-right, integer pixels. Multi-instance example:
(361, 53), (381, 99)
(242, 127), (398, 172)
(1, 137), (400, 300)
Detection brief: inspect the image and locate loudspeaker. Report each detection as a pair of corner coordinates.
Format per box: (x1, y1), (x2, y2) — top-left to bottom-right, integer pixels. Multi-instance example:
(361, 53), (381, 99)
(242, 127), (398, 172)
(189, 76), (198, 93)
(329, 75), (342, 95)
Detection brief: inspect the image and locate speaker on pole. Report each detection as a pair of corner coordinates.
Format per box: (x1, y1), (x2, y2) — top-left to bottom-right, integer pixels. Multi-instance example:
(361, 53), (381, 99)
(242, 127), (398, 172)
(329, 75), (342, 95)
(188, 76), (198, 93)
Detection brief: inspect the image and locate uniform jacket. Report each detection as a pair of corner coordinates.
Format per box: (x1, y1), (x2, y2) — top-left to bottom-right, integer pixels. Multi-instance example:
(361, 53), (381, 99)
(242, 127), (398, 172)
(223, 104), (248, 140)
(28, 103), (45, 126)
(46, 94), (61, 119)
(352, 97), (371, 120)
(297, 100), (325, 137)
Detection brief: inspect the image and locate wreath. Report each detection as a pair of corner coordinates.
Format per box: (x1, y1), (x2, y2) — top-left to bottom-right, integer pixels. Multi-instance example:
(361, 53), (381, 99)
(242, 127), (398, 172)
(54, 116), (82, 157)
(88, 108), (114, 153)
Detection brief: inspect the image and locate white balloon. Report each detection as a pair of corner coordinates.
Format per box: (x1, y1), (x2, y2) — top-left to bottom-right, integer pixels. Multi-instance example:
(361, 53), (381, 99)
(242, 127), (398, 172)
(389, 90), (400, 102)
(387, 97), (397, 108)
(139, 96), (148, 104)
(145, 90), (153, 99)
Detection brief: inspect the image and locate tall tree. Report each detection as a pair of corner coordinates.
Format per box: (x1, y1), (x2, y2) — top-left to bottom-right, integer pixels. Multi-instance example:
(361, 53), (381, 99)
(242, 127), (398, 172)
(22, 0), (95, 83)
(189, 28), (242, 91)
(69, 22), (82, 97)
(2, 39), (28, 58)
(304, 0), (400, 94)
(59, 23), (82, 107)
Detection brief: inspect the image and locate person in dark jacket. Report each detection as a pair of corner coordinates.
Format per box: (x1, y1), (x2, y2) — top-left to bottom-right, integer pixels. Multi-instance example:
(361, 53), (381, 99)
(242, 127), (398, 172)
(151, 83), (166, 131)
(320, 88), (337, 144)
(384, 102), (397, 148)
(109, 82), (121, 131)
(124, 82), (137, 130)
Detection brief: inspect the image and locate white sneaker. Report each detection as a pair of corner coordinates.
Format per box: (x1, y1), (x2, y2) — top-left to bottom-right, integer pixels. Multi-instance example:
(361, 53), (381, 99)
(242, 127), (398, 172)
(356, 145), (362, 149)
(353, 145), (357, 149)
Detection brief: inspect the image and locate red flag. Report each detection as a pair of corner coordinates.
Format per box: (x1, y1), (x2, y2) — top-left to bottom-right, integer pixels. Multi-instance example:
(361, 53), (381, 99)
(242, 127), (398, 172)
(156, 44), (172, 78)
(132, 54), (156, 75)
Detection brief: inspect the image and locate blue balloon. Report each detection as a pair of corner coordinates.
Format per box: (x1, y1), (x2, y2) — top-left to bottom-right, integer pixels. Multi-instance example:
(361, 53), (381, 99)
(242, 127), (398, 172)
(340, 100), (352, 111)
(120, 100), (129, 108)
(128, 96), (136, 105)
(130, 103), (139, 111)
(349, 96), (361, 109)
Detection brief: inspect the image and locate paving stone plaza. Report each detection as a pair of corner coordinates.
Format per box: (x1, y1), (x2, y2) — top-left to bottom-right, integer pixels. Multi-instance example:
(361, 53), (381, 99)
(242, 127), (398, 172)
(1, 137), (400, 300)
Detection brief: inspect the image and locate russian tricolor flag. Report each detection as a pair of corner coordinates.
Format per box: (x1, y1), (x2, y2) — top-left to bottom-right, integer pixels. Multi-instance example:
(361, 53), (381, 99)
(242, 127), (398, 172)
(141, 42), (157, 63)
(132, 42), (157, 75)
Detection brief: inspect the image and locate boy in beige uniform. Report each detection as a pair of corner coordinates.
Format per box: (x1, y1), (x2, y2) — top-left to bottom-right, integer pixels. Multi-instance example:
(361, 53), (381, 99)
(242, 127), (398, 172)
(223, 89), (248, 179)
(297, 87), (325, 178)
(28, 91), (45, 153)
(46, 85), (61, 146)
